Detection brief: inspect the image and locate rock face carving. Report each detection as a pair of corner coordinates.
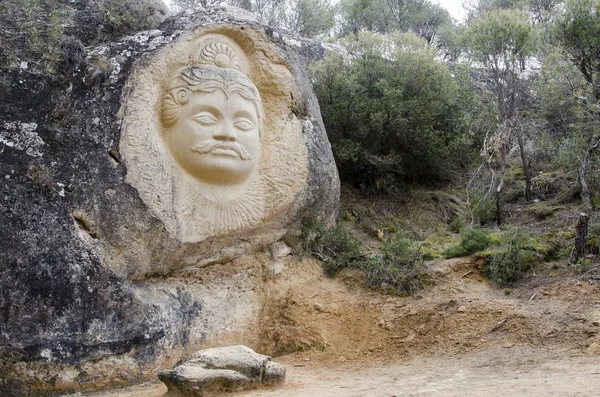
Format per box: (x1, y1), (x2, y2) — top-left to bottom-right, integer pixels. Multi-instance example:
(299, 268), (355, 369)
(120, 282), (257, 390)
(0, 8), (340, 395)
(121, 32), (309, 243)
(162, 66), (263, 198)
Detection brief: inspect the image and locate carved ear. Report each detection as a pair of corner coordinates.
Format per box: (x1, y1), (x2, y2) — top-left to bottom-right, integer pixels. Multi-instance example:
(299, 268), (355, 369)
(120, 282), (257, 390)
(161, 90), (187, 128)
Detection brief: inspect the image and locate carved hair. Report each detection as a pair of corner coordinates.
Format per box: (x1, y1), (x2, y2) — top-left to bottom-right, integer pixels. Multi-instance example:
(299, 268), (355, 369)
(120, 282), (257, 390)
(161, 66), (264, 132)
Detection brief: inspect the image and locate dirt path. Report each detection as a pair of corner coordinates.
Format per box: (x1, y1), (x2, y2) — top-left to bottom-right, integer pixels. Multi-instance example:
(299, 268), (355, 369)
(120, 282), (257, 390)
(243, 348), (600, 397)
(80, 258), (600, 397)
(85, 347), (600, 397)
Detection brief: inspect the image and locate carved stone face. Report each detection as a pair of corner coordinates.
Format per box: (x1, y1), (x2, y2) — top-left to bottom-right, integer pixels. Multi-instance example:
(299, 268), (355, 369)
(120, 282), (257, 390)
(166, 88), (261, 185)
(122, 32), (309, 243)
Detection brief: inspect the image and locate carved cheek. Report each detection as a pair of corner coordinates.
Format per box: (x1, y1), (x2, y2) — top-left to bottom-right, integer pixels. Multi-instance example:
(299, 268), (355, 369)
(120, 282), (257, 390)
(187, 119), (215, 145)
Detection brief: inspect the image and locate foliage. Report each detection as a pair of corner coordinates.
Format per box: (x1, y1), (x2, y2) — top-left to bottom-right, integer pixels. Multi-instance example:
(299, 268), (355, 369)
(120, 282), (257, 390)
(442, 227), (492, 258)
(550, 0), (600, 218)
(337, 0), (453, 44)
(360, 232), (426, 295)
(463, 9), (537, 121)
(586, 220), (600, 254)
(311, 32), (479, 189)
(303, 218), (427, 295)
(97, 0), (167, 38)
(533, 49), (587, 141)
(484, 227), (542, 285)
(541, 230), (575, 260)
(302, 218), (362, 275)
(285, 0), (335, 37)
(0, 0), (76, 75)
(467, 169), (498, 225)
(0, 0), (167, 77)
(553, 0), (600, 101)
(171, 0), (336, 38)
(463, 0), (528, 22)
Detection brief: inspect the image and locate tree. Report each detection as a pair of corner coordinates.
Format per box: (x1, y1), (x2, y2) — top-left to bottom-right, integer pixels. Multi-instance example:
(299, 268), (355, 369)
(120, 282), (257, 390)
(337, 0), (391, 35)
(284, 0), (335, 37)
(463, 9), (538, 223)
(337, 0), (452, 44)
(311, 32), (478, 189)
(553, 0), (600, 262)
(463, 0), (528, 22)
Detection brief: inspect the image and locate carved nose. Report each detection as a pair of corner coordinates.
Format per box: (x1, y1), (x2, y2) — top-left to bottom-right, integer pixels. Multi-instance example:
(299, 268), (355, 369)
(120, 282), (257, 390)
(213, 122), (236, 141)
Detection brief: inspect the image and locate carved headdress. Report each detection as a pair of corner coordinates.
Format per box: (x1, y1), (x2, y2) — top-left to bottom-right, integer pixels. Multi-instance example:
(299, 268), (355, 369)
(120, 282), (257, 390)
(161, 40), (263, 131)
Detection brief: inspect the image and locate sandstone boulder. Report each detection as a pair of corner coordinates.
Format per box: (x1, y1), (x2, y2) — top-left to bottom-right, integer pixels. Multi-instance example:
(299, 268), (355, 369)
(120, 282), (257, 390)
(0, 5), (338, 396)
(158, 345), (285, 396)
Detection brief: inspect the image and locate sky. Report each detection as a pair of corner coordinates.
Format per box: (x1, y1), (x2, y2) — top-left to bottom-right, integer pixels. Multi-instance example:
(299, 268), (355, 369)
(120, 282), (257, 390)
(435, 0), (467, 22)
(164, 0), (468, 24)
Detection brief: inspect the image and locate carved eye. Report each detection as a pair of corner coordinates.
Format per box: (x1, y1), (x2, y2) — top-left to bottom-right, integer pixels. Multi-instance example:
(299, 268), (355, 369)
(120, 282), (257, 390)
(191, 112), (218, 126)
(234, 118), (255, 131)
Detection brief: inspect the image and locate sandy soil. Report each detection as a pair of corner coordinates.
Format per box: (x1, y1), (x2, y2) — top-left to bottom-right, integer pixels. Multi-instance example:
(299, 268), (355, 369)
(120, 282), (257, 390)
(79, 257), (600, 397)
(83, 347), (600, 397)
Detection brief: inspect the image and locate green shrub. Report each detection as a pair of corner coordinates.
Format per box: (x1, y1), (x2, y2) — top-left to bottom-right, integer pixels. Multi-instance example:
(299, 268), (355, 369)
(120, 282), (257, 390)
(541, 230), (574, 260)
(302, 218), (362, 275)
(310, 32), (479, 188)
(448, 216), (465, 233)
(360, 233), (426, 296)
(484, 228), (541, 286)
(526, 202), (565, 220)
(98, 0), (167, 39)
(587, 221), (600, 255)
(442, 227), (492, 258)
(468, 183), (497, 225)
(576, 257), (593, 272)
(0, 0), (76, 75)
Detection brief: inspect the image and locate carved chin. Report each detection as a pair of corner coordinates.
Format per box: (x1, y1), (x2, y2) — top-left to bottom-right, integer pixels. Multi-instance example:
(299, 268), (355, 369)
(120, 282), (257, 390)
(184, 155), (257, 185)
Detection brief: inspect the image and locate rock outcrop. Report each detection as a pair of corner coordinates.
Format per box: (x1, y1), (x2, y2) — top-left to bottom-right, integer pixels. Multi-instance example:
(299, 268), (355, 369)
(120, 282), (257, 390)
(159, 345), (285, 396)
(0, 5), (338, 396)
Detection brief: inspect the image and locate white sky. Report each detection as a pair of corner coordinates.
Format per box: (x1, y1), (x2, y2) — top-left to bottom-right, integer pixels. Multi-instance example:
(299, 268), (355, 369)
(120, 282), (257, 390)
(163, 0), (468, 24)
(435, 0), (467, 22)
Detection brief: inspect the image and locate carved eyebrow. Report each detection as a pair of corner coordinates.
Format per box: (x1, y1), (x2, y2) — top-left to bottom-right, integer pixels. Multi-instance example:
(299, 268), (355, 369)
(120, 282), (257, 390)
(189, 104), (222, 119)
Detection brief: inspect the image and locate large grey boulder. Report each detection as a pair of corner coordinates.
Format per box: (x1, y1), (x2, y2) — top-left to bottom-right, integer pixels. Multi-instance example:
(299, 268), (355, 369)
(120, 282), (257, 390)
(159, 345), (285, 396)
(0, 5), (338, 396)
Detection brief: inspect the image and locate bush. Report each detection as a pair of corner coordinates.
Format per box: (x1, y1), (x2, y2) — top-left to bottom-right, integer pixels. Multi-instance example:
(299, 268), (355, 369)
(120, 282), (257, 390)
(0, 0), (167, 77)
(587, 220), (600, 255)
(303, 220), (428, 295)
(302, 218), (362, 275)
(484, 228), (541, 286)
(310, 32), (479, 189)
(360, 233), (426, 296)
(0, 0), (76, 75)
(467, 176), (497, 225)
(98, 0), (167, 39)
(442, 227), (492, 258)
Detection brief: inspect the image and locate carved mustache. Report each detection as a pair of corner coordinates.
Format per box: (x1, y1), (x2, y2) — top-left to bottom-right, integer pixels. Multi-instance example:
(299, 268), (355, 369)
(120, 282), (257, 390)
(191, 140), (253, 160)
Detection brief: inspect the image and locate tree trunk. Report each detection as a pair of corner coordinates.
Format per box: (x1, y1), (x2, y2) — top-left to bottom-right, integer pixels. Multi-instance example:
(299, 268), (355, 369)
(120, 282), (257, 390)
(516, 126), (532, 201)
(570, 213), (589, 265)
(570, 135), (600, 264)
(578, 140), (596, 214)
(495, 159), (507, 227)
